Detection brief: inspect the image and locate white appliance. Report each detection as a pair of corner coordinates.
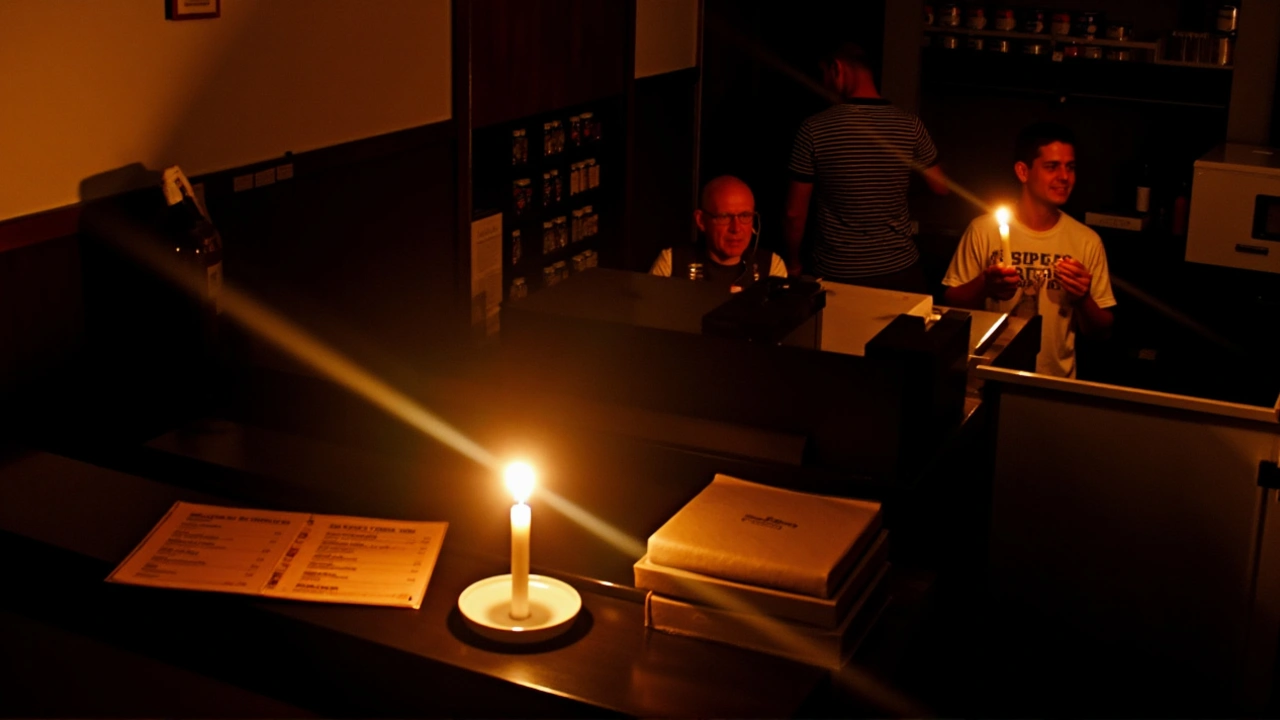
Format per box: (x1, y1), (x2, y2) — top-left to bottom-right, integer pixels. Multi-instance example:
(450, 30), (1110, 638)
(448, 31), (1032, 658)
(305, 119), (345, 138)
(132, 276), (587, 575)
(1187, 143), (1280, 274)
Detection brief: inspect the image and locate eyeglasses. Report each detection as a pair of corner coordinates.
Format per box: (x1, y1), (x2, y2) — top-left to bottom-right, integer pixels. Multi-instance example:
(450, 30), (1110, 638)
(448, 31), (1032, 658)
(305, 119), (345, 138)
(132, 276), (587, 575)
(704, 211), (758, 227)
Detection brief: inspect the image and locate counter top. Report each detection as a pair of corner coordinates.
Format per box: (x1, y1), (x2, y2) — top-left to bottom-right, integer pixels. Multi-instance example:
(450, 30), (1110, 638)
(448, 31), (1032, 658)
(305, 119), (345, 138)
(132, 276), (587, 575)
(0, 408), (926, 717)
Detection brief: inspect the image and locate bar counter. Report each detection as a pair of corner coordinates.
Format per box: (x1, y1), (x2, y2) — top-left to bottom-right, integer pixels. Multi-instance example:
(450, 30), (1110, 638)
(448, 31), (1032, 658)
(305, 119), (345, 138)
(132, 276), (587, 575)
(0, 368), (928, 717)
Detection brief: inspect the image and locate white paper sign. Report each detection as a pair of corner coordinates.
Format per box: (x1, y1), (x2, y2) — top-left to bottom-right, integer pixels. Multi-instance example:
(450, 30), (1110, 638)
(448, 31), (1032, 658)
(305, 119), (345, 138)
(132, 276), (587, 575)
(470, 213), (504, 337)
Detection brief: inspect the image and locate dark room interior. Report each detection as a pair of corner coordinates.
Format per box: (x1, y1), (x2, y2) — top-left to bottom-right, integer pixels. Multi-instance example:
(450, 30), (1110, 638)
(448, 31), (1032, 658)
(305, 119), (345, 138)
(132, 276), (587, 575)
(3, 1), (1280, 717)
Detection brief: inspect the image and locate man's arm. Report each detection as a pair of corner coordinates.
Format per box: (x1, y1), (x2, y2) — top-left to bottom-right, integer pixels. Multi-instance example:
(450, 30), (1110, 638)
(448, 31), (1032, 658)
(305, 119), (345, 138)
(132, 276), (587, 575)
(1056, 258), (1113, 336)
(943, 275), (989, 309)
(783, 180), (814, 276)
(921, 164), (950, 196)
(1074, 296), (1114, 336)
(943, 265), (1018, 309)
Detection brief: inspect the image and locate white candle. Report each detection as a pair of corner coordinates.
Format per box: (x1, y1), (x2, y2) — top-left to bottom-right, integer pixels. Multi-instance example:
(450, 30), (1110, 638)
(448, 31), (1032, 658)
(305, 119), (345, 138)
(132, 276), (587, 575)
(504, 461), (536, 621)
(995, 206), (1012, 267)
(510, 501), (530, 619)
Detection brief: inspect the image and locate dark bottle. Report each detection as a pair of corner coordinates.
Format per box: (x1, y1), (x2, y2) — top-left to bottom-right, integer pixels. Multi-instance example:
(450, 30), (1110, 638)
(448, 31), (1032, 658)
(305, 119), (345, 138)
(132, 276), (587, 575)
(161, 166), (225, 408)
(162, 167), (224, 315)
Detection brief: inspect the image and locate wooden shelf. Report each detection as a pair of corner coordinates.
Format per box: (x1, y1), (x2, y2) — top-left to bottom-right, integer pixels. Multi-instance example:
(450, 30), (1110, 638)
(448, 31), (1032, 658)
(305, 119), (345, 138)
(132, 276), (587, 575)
(924, 25), (1158, 51)
(924, 26), (1232, 71)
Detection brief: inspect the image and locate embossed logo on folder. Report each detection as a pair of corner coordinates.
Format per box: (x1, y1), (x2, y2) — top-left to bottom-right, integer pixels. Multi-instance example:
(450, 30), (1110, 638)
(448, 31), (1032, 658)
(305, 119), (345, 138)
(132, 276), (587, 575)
(741, 514), (798, 530)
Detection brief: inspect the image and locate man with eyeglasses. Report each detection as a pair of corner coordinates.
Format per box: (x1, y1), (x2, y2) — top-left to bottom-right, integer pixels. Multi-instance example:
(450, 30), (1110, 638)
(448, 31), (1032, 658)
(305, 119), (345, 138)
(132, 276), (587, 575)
(650, 175), (787, 292)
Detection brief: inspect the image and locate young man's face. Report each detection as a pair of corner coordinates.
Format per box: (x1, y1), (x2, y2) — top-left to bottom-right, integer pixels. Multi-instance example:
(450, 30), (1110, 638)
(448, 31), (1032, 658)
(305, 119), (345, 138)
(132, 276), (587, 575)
(1016, 141), (1076, 207)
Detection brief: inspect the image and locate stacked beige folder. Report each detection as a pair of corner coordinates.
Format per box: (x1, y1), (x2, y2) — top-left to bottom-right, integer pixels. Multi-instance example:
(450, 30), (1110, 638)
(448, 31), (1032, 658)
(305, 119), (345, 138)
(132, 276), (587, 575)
(635, 474), (889, 669)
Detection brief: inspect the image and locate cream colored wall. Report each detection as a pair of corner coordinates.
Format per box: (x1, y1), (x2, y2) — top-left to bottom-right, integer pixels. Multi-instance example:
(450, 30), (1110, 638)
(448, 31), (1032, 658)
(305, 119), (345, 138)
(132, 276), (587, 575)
(635, 0), (699, 79)
(0, 0), (451, 222)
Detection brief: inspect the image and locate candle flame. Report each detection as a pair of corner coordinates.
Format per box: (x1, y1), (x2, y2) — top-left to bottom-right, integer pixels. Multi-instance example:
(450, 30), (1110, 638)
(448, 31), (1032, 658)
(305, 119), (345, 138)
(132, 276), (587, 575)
(995, 206), (1011, 226)
(504, 461), (536, 503)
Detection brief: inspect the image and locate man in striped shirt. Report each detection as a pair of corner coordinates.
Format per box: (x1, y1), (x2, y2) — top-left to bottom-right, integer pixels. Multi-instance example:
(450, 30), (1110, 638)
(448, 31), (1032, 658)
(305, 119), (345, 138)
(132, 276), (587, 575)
(784, 42), (949, 293)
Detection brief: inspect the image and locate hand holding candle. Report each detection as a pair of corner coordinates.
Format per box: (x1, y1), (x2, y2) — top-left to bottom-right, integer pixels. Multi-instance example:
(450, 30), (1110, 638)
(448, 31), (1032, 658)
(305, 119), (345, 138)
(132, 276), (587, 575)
(995, 206), (1012, 267)
(504, 461), (535, 620)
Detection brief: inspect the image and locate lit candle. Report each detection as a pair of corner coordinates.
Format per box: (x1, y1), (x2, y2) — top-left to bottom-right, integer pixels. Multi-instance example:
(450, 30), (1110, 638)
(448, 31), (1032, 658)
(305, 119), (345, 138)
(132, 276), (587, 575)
(504, 462), (535, 620)
(995, 206), (1012, 267)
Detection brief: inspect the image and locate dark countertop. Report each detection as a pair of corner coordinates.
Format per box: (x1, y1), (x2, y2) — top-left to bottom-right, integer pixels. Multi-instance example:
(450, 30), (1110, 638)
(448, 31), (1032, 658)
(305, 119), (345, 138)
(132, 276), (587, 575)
(0, 367), (931, 717)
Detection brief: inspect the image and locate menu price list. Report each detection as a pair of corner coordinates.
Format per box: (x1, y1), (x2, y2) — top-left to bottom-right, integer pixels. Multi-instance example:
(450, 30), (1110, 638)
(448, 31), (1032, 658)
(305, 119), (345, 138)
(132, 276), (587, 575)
(108, 502), (447, 609)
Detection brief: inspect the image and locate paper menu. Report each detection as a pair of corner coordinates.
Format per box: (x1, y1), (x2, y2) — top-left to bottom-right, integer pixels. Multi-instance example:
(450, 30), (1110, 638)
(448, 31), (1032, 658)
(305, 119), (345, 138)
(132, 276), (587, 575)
(107, 502), (447, 609)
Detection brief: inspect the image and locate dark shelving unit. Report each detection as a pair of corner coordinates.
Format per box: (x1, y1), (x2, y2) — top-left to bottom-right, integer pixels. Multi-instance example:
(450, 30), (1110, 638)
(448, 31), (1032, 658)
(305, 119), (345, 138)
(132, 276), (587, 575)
(473, 99), (623, 300)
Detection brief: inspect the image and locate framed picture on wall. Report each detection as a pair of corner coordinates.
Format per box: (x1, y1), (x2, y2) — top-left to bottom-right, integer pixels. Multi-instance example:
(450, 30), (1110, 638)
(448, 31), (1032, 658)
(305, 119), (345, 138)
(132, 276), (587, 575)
(166, 0), (220, 21)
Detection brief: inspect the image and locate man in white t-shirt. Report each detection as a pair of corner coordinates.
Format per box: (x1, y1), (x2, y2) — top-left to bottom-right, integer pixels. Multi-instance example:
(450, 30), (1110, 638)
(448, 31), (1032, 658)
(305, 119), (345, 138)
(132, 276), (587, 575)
(651, 175), (788, 293)
(942, 122), (1116, 378)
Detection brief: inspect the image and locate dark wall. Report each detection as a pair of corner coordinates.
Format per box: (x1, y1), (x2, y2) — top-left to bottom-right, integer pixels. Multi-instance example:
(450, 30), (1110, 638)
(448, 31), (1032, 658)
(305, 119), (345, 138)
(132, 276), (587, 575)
(0, 122), (461, 435)
(470, 0), (631, 128)
(209, 124), (461, 379)
(627, 68), (701, 271)
(700, 0), (885, 259)
(0, 233), (84, 395)
(913, 72), (1230, 234)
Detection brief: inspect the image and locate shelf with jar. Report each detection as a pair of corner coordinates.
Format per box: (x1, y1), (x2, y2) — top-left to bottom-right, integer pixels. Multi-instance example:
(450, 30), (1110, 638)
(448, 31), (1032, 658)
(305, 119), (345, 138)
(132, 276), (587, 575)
(924, 5), (1238, 70)
(473, 99), (621, 301)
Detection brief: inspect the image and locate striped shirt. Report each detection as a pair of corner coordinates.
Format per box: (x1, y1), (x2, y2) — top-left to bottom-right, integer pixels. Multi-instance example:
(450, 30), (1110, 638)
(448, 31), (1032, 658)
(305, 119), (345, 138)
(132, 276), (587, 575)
(789, 99), (939, 279)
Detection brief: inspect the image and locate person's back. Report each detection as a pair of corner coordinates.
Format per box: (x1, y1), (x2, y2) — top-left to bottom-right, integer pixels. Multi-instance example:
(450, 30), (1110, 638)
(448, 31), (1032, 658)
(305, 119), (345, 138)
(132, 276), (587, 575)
(784, 41), (947, 293)
(792, 100), (933, 280)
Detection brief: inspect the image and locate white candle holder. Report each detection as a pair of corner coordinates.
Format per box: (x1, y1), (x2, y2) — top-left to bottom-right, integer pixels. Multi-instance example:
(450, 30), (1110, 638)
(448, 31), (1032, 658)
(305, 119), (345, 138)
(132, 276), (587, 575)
(457, 573), (582, 644)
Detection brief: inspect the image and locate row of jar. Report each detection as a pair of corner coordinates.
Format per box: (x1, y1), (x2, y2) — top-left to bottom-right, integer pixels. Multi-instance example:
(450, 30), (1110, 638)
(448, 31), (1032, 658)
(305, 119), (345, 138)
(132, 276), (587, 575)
(508, 251), (600, 299)
(510, 113), (603, 165)
(512, 160), (601, 214)
(509, 207), (599, 265)
(932, 34), (1136, 60)
(928, 7), (1123, 40)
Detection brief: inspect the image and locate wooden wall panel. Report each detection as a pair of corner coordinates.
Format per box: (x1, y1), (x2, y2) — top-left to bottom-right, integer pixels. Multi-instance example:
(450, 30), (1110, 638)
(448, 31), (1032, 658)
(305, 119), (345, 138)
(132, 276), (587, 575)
(627, 68), (700, 271)
(0, 122), (461, 421)
(471, 0), (629, 128)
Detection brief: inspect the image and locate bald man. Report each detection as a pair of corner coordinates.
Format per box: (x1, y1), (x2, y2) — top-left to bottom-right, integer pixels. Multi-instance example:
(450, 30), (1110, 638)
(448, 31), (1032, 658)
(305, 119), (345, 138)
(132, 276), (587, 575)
(650, 175), (787, 292)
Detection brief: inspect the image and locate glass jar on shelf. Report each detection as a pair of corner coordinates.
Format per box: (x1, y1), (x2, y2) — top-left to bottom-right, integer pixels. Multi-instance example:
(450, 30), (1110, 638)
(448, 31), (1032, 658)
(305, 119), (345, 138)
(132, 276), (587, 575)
(965, 5), (986, 30)
(513, 178), (532, 215)
(1072, 11), (1101, 39)
(551, 121), (565, 154)
(569, 116), (582, 147)
(993, 7), (1016, 31)
(510, 277), (528, 300)
(554, 215), (568, 249)
(1050, 11), (1071, 36)
(511, 229), (522, 265)
(938, 2), (960, 27)
(542, 221), (555, 254)
(511, 129), (528, 165)
(1022, 9), (1046, 34)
